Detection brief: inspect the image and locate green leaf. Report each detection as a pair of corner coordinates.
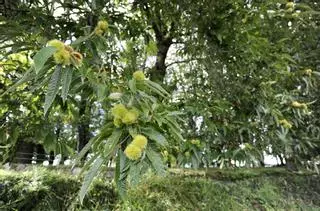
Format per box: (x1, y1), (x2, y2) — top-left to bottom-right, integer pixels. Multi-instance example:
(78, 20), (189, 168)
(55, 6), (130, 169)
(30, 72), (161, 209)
(191, 155), (199, 169)
(146, 40), (158, 56)
(128, 127), (138, 138)
(103, 129), (123, 156)
(71, 34), (92, 46)
(79, 154), (99, 175)
(147, 81), (170, 96)
(115, 150), (129, 197)
(92, 124), (115, 151)
(33, 46), (57, 74)
(128, 79), (137, 93)
(95, 84), (107, 102)
(79, 157), (104, 203)
(163, 117), (184, 142)
(313, 71), (320, 77)
(138, 91), (157, 103)
(1, 67), (34, 96)
(43, 132), (56, 153)
(169, 126), (184, 143)
(142, 127), (168, 147)
(146, 149), (166, 176)
(61, 67), (73, 103)
(145, 80), (170, 98)
(73, 123), (114, 168)
(128, 162), (144, 187)
(44, 65), (62, 115)
(73, 136), (98, 168)
(164, 116), (181, 131)
(217, 34), (223, 44)
(35, 63), (54, 81)
(281, 53), (296, 64)
(153, 114), (164, 127)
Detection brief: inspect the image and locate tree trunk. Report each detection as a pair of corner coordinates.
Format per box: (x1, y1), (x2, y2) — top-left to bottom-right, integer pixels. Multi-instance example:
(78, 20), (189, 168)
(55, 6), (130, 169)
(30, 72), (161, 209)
(49, 151), (55, 164)
(36, 144), (46, 162)
(141, 3), (174, 82)
(151, 38), (172, 82)
(286, 157), (298, 172)
(77, 97), (90, 153)
(279, 155), (285, 166)
(13, 139), (34, 164)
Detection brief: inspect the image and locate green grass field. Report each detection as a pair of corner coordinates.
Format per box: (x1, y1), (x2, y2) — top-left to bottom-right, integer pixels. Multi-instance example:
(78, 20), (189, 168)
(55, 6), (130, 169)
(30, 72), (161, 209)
(1, 167), (319, 210)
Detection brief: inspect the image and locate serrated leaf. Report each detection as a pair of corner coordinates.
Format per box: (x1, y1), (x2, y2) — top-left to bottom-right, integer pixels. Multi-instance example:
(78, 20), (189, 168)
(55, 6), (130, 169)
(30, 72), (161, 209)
(73, 123), (114, 168)
(145, 80), (170, 97)
(163, 117), (184, 142)
(92, 125), (115, 150)
(144, 82), (167, 98)
(44, 65), (62, 115)
(164, 116), (181, 131)
(153, 114), (163, 126)
(146, 149), (166, 176)
(169, 126), (184, 143)
(79, 157), (104, 203)
(142, 127), (168, 147)
(166, 111), (184, 116)
(138, 91), (157, 103)
(33, 46), (57, 74)
(30, 72), (52, 92)
(128, 162), (143, 187)
(73, 136), (99, 168)
(115, 150), (128, 197)
(35, 64), (54, 81)
(103, 129), (123, 155)
(61, 67), (73, 103)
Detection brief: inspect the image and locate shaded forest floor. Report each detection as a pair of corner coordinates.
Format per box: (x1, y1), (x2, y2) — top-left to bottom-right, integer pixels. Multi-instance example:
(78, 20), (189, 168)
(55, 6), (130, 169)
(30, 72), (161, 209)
(0, 167), (319, 210)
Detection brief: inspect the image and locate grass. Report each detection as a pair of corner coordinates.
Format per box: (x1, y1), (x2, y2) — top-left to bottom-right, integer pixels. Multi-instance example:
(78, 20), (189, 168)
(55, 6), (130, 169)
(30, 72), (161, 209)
(119, 168), (320, 211)
(0, 167), (319, 210)
(0, 167), (116, 210)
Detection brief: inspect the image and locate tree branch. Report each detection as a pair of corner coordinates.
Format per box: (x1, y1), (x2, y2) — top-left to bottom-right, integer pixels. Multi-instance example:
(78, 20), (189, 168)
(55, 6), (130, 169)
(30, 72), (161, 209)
(166, 58), (202, 68)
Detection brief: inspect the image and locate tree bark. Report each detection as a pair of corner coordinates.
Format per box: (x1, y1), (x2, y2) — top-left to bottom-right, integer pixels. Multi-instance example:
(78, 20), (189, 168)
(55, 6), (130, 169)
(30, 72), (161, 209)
(141, 3), (174, 82)
(151, 37), (172, 82)
(77, 97), (91, 153)
(36, 144), (46, 162)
